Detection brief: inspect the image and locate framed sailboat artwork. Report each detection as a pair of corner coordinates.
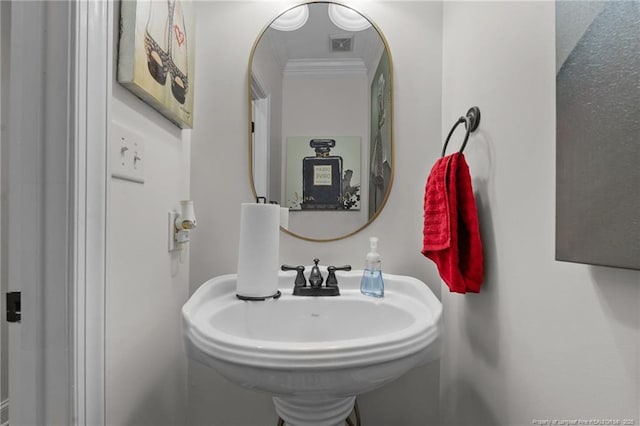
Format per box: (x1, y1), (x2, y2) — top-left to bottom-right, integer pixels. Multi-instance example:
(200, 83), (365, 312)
(117, 0), (195, 128)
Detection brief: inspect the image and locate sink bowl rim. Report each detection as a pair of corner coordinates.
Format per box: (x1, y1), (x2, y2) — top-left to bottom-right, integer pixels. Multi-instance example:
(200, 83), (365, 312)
(183, 271), (442, 370)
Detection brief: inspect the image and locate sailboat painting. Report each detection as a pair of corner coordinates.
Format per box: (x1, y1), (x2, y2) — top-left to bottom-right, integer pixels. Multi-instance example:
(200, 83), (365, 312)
(117, 0), (195, 128)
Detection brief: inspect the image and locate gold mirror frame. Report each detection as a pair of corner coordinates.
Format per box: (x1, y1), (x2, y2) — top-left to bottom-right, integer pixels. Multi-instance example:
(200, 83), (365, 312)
(248, 1), (394, 242)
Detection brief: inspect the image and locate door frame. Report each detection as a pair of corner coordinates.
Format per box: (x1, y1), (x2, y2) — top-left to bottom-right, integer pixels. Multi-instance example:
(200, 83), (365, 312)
(251, 72), (271, 201)
(71, 1), (111, 424)
(5, 0), (110, 424)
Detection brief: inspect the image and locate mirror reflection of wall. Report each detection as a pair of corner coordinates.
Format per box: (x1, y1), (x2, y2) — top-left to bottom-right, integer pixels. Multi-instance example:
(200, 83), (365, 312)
(250, 2), (393, 241)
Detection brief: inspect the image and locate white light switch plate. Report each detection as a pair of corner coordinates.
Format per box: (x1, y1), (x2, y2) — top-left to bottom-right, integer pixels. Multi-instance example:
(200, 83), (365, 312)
(111, 121), (145, 184)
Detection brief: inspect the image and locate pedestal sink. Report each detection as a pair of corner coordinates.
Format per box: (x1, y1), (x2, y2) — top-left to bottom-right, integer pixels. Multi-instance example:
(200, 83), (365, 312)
(182, 269), (442, 426)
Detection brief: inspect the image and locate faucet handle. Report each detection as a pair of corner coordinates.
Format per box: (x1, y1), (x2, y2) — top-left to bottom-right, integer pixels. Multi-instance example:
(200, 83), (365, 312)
(326, 265), (351, 287)
(281, 265), (306, 287)
(329, 265), (351, 271)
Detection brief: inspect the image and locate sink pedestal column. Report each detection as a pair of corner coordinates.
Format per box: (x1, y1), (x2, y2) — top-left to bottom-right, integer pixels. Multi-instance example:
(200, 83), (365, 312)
(273, 396), (356, 426)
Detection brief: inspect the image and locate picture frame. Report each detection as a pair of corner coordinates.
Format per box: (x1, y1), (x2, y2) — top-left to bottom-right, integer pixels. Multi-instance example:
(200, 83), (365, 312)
(286, 136), (361, 211)
(117, 0), (195, 129)
(368, 49), (392, 219)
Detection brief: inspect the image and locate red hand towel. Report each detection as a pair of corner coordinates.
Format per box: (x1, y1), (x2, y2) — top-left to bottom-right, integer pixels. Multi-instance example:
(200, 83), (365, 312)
(422, 153), (483, 294)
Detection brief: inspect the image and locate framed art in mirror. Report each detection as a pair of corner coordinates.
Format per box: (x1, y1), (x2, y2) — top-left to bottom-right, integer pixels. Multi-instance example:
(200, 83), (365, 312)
(285, 136), (361, 211)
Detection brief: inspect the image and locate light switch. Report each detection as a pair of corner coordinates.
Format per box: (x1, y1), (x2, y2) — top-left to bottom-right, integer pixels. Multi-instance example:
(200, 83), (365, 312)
(111, 121), (145, 184)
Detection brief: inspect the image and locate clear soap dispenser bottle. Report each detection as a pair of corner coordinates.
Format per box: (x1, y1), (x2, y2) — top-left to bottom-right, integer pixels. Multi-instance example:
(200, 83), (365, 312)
(360, 237), (384, 297)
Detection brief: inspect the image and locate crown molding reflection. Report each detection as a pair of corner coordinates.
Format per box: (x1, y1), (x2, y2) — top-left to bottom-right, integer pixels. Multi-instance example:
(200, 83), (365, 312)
(283, 58), (368, 79)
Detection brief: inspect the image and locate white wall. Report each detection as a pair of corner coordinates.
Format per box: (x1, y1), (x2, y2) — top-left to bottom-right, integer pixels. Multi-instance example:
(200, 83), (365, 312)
(440, 2), (640, 425)
(189, 1), (443, 425)
(106, 2), (191, 423)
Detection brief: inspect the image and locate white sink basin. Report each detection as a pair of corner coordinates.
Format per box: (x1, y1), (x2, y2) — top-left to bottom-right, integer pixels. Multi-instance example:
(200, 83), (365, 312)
(183, 269), (442, 426)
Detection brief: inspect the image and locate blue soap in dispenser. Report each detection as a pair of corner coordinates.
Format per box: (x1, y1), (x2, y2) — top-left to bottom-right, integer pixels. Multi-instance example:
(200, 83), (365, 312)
(361, 237), (384, 297)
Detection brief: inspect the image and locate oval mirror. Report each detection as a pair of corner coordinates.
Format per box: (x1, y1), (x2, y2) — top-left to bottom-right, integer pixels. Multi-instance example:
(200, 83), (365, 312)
(249, 2), (393, 242)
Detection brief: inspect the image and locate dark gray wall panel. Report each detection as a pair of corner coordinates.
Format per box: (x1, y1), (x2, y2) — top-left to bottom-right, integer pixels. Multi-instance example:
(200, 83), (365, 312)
(556, 1), (640, 270)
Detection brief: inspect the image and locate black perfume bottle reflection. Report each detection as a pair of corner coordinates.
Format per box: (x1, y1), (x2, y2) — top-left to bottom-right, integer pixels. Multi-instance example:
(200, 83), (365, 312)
(301, 139), (343, 210)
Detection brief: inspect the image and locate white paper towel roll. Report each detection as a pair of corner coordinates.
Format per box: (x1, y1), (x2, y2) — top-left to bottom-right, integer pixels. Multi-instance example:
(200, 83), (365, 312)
(236, 203), (280, 298)
(280, 207), (289, 230)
